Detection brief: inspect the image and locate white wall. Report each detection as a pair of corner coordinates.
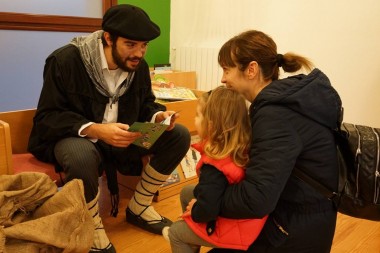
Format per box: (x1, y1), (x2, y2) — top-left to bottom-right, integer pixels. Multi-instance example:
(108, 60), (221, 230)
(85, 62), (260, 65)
(170, 0), (380, 127)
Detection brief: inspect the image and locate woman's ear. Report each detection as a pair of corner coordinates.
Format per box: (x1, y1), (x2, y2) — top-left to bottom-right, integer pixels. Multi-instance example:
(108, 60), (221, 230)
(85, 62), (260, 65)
(247, 61), (259, 79)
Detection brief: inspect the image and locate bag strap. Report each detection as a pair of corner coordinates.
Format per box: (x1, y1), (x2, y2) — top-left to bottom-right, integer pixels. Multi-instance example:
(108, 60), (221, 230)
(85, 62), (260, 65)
(293, 167), (339, 200)
(291, 105), (343, 202)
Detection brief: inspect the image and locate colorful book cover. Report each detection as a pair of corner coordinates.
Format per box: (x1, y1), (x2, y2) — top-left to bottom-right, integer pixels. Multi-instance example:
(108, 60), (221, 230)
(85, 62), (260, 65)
(180, 147), (200, 179)
(181, 135), (201, 179)
(128, 122), (168, 149)
(161, 168), (181, 187)
(128, 113), (176, 149)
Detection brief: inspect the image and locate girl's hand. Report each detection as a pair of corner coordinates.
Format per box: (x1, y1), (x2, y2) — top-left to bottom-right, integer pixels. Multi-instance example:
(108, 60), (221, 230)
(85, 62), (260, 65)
(182, 210), (191, 218)
(186, 198), (197, 212)
(182, 198), (197, 217)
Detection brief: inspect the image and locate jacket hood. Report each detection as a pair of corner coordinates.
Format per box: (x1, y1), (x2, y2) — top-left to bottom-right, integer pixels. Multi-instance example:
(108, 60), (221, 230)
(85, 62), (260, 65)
(251, 68), (342, 129)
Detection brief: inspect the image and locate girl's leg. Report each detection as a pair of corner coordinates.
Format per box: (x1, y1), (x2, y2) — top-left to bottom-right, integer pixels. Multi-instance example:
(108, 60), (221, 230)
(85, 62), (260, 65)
(180, 184), (196, 212)
(169, 220), (215, 253)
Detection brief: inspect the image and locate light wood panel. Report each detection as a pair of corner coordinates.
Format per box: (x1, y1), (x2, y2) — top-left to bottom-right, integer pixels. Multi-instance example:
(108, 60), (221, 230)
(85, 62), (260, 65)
(151, 71), (197, 89)
(0, 109), (36, 154)
(164, 89), (204, 135)
(100, 177), (380, 253)
(0, 120), (13, 174)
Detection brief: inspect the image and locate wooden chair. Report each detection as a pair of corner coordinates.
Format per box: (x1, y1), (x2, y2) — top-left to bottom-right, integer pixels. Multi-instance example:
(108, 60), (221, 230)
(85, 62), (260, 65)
(0, 109), (62, 183)
(0, 109), (144, 187)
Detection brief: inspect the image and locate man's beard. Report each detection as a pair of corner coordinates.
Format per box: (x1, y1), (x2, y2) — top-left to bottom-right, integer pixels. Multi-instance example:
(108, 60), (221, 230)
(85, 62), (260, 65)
(112, 44), (141, 72)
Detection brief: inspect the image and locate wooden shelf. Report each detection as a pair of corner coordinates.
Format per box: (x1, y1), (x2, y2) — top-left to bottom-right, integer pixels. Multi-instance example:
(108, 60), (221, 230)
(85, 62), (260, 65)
(151, 71), (197, 89)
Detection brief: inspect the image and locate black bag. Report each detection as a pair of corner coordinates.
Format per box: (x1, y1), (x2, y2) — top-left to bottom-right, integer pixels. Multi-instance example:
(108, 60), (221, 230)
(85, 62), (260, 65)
(294, 122), (380, 221)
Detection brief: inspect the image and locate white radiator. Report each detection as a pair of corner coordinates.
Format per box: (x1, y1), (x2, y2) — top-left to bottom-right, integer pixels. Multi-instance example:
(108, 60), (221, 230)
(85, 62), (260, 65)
(171, 46), (223, 91)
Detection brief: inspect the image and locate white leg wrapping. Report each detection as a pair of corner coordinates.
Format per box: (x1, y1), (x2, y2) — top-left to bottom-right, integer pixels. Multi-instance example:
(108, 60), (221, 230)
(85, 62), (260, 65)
(128, 164), (168, 222)
(87, 191), (112, 251)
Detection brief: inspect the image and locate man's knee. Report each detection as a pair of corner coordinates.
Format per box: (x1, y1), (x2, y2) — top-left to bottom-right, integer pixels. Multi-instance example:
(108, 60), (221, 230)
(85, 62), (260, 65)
(54, 137), (101, 174)
(163, 124), (191, 154)
(173, 124), (191, 142)
(149, 124), (191, 174)
(54, 137), (101, 201)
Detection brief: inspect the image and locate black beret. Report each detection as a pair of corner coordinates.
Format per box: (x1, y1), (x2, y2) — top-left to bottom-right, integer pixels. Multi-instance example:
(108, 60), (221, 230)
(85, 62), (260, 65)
(102, 4), (160, 41)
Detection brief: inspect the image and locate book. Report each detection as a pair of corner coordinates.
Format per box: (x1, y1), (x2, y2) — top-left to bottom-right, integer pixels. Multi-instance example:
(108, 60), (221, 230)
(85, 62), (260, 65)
(180, 135), (201, 178)
(153, 63), (172, 74)
(154, 63), (172, 71)
(153, 87), (197, 101)
(161, 168), (181, 187)
(128, 114), (175, 149)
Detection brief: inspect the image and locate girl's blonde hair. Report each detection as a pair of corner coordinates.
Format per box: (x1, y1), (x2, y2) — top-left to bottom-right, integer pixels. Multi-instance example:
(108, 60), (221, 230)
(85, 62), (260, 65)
(199, 86), (251, 167)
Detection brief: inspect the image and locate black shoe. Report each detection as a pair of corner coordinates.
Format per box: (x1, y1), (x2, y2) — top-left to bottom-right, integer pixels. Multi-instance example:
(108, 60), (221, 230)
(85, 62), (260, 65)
(89, 242), (116, 253)
(126, 207), (173, 235)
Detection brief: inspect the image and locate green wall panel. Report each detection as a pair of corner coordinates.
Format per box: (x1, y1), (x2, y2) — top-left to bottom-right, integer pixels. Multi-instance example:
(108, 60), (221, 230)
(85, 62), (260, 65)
(117, 0), (170, 67)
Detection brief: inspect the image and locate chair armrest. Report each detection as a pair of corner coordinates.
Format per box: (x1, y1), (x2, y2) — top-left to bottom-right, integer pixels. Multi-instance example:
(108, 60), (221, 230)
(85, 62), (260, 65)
(0, 120), (14, 175)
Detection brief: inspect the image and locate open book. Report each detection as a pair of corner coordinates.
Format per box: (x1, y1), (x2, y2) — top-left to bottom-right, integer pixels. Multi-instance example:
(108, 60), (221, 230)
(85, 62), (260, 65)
(153, 87), (197, 101)
(128, 113), (176, 149)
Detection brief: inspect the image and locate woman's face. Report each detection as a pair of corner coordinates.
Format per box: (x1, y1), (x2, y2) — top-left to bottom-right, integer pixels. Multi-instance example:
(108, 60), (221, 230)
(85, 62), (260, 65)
(221, 66), (251, 99)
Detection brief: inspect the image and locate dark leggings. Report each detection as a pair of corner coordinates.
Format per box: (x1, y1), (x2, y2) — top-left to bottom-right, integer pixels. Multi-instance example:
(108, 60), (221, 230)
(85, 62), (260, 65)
(54, 124), (190, 202)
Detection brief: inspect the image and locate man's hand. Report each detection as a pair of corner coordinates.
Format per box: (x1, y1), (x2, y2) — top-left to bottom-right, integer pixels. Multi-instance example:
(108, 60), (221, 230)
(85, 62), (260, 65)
(155, 111), (180, 131)
(82, 123), (142, 147)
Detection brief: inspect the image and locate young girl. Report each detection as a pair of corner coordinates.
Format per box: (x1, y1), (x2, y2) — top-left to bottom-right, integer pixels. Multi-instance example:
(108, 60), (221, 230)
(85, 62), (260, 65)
(163, 86), (268, 253)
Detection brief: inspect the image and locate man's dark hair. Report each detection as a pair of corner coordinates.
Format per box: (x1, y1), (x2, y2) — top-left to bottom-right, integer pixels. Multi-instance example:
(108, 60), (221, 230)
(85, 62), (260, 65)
(101, 32), (119, 46)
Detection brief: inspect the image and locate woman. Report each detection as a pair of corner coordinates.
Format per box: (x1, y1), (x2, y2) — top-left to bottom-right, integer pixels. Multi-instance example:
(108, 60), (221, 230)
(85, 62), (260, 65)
(210, 30), (341, 252)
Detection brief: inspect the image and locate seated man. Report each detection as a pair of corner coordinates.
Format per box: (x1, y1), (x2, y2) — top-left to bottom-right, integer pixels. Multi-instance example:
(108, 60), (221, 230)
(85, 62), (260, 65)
(28, 4), (190, 253)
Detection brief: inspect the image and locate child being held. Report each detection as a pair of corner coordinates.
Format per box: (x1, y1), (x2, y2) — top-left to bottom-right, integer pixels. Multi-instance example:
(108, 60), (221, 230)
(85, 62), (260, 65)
(163, 86), (268, 252)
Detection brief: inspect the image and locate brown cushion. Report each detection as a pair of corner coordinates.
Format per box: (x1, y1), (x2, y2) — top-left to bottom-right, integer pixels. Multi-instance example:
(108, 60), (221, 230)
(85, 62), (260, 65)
(12, 153), (62, 185)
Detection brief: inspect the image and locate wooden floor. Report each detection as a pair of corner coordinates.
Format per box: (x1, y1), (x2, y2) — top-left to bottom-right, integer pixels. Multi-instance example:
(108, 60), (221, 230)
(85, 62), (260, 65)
(99, 177), (380, 253)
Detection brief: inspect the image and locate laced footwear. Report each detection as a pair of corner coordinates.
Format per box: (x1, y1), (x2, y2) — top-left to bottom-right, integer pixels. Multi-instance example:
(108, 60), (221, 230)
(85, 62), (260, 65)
(87, 191), (114, 252)
(126, 207), (173, 234)
(89, 242), (116, 253)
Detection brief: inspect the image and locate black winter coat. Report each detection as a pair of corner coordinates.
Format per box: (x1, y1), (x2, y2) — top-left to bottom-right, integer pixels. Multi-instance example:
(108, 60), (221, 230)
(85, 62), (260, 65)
(28, 44), (165, 163)
(218, 69), (342, 252)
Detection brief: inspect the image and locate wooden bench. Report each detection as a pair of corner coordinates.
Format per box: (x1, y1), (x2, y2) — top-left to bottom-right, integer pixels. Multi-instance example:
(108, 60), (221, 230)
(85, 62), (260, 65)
(0, 109), (62, 183)
(0, 91), (202, 200)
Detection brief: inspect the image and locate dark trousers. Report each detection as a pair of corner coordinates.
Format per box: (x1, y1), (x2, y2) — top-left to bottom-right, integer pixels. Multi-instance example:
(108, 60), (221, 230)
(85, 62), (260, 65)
(54, 124), (190, 202)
